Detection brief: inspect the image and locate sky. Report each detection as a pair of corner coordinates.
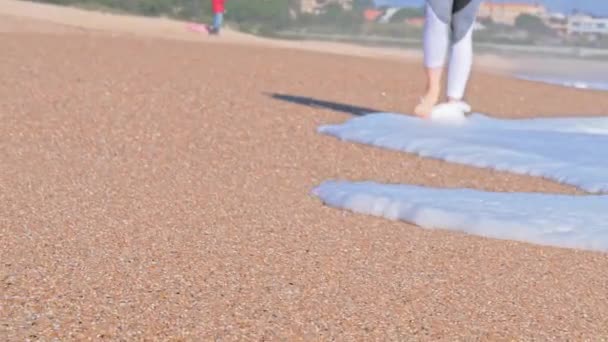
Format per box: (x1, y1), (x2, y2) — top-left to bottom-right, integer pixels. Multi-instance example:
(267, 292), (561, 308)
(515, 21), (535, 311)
(373, 0), (608, 16)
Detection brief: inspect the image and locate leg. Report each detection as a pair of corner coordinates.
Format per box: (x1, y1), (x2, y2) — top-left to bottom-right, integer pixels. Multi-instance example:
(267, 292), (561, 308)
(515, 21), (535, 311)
(447, 0), (481, 102)
(446, 27), (473, 101)
(211, 12), (223, 34)
(414, 1), (452, 117)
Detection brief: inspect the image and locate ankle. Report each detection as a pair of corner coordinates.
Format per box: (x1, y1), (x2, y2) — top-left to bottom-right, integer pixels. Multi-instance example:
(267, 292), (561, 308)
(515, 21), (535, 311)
(425, 88), (440, 100)
(448, 96), (463, 103)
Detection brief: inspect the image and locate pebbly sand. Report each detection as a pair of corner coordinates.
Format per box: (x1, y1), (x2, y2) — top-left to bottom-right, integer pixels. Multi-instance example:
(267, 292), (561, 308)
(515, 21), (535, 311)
(2, 0), (608, 340)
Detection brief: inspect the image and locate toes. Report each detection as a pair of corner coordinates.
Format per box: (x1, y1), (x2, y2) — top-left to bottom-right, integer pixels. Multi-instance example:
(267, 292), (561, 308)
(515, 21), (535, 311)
(414, 102), (433, 118)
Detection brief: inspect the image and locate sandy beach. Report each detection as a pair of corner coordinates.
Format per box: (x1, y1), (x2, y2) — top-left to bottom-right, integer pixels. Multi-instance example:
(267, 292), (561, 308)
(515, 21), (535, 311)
(2, 0), (608, 339)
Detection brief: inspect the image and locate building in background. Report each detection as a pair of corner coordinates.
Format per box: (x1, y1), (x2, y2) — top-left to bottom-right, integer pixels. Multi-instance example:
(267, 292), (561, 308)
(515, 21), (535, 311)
(544, 13), (568, 36)
(377, 7), (400, 23)
(363, 8), (383, 22)
(567, 14), (608, 37)
(478, 1), (547, 25)
(363, 7), (401, 23)
(300, 0), (353, 14)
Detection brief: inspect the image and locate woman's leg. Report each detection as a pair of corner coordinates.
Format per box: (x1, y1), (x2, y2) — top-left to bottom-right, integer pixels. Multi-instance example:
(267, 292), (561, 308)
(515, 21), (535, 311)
(446, 27), (473, 101)
(415, 1), (452, 117)
(446, 0), (481, 102)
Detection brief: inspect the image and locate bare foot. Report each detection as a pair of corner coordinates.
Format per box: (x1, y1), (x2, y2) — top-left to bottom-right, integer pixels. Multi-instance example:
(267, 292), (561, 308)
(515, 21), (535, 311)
(414, 94), (439, 118)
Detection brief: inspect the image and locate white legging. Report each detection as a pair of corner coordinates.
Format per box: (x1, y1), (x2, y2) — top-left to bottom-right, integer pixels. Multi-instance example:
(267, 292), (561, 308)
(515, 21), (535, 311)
(423, 3), (475, 100)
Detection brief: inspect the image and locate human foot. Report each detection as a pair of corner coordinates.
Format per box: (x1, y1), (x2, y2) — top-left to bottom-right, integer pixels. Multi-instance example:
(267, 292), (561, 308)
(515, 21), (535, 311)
(414, 94), (439, 118)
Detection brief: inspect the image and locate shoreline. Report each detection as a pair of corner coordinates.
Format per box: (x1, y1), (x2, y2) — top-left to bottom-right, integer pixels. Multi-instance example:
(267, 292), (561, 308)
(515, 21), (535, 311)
(2, 0), (607, 87)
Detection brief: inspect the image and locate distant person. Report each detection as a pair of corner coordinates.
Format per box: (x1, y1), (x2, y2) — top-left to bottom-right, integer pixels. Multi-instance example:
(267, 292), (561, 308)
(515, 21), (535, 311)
(209, 0), (226, 35)
(414, 0), (482, 117)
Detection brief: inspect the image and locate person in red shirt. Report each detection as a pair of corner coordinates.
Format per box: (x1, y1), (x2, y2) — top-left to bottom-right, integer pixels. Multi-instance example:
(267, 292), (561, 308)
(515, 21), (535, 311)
(209, 0), (226, 35)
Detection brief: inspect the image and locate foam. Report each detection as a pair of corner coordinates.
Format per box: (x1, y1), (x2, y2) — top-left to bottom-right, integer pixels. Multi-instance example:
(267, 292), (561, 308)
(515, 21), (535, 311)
(318, 113), (608, 193)
(313, 180), (608, 252)
(516, 74), (608, 92)
(429, 102), (468, 125)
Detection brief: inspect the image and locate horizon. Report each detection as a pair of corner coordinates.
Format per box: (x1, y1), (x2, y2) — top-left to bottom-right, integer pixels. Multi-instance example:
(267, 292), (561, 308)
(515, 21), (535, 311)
(373, 0), (608, 17)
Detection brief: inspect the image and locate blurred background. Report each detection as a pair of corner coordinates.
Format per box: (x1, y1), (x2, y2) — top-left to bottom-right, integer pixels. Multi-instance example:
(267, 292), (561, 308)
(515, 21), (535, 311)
(28, 0), (608, 87)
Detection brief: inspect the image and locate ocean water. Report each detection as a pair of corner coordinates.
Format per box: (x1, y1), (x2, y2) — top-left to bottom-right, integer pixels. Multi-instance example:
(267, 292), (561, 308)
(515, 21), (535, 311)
(515, 74), (608, 92)
(313, 180), (608, 252)
(313, 111), (608, 251)
(318, 112), (608, 193)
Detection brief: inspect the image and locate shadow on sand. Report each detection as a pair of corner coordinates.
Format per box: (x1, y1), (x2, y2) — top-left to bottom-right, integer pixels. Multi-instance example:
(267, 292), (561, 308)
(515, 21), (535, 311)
(266, 92), (383, 117)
